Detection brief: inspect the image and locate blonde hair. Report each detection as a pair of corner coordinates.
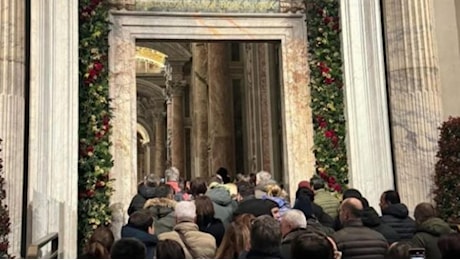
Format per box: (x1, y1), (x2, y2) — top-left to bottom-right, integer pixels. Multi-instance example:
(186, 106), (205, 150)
(266, 184), (282, 197)
(224, 183), (238, 199)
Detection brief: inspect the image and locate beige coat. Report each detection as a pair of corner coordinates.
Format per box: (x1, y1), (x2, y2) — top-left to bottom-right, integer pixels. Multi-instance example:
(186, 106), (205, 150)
(158, 222), (216, 258)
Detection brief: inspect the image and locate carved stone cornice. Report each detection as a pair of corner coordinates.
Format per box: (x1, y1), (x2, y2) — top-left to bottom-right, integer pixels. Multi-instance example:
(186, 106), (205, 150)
(279, 0), (306, 13)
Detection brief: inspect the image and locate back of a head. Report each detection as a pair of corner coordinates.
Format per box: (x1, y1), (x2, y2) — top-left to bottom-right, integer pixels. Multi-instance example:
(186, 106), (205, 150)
(438, 232), (460, 258)
(385, 241), (410, 259)
(165, 166), (180, 182)
(266, 184), (282, 197)
(190, 177), (207, 197)
(237, 181), (254, 198)
(343, 188), (362, 200)
(310, 177), (325, 190)
(256, 171), (272, 185)
(128, 209), (154, 232)
(145, 174), (161, 187)
(84, 226), (114, 258)
(414, 202), (437, 224)
(195, 195), (215, 220)
(291, 231), (334, 259)
(383, 190), (401, 204)
(110, 238), (146, 259)
(296, 187), (314, 202)
(341, 198), (363, 219)
(293, 193), (314, 219)
(283, 209), (307, 229)
(217, 167), (231, 184)
(156, 239), (186, 259)
(250, 215), (281, 253)
(155, 183), (173, 199)
(175, 201), (196, 222)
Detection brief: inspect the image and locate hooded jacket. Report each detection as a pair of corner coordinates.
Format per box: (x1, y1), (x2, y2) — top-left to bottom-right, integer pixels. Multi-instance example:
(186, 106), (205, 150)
(144, 197), (177, 235)
(127, 184), (156, 215)
(411, 217), (453, 259)
(121, 225), (158, 259)
(206, 186), (237, 227)
(263, 195), (290, 218)
(361, 206), (400, 244)
(381, 203), (416, 240)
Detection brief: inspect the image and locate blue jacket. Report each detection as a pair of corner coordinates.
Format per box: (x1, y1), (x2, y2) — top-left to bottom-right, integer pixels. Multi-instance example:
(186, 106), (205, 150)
(121, 225), (158, 258)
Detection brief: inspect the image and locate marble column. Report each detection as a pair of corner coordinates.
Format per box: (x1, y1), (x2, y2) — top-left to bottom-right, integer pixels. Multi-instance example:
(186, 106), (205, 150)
(0, 0), (25, 256)
(166, 81), (186, 177)
(340, 0), (394, 211)
(382, 0), (442, 212)
(208, 43), (235, 177)
(153, 110), (166, 177)
(191, 43), (209, 178)
(28, 0), (79, 258)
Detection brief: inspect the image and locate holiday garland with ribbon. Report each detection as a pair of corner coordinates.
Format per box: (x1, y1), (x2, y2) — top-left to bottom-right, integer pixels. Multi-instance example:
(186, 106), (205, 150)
(306, 0), (348, 192)
(78, 0), (114, 254)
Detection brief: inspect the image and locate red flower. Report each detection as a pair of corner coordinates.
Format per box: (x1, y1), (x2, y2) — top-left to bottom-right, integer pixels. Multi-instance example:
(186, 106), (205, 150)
(320, 66), (330, 74)
(331, 136), (339, 147)
(319, 121), (328, 129)
(325, 130), (336, 139)
(323, 16), (332, 24)
(95, 181), (105, 188)
(319, 171), (328, 179)
(324, 77), (335, 84)
(95, 131), (104, 139)
(332, 183), (342, 192)
(102, 115), (110, 125)
(328, 176), (336, 184)
(86, 189), (95, 198)
(86, 146), (94, 154)
(93, 61), (103, 72)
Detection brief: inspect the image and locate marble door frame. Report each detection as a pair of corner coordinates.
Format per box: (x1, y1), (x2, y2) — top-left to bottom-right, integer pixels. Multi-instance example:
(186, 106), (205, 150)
(108, 11), (315, 215)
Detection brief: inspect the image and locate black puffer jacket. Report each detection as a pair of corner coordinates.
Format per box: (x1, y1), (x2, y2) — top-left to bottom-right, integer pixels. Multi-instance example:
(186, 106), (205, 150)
(361, 206), (400, 244)
(127, 184), (156, 215)
(381, 203), (416, 240)
(332, 219), (388, 258)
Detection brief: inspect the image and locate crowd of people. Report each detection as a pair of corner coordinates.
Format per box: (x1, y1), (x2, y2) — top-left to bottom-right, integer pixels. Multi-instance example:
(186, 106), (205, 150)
(81, 167), (460, 259)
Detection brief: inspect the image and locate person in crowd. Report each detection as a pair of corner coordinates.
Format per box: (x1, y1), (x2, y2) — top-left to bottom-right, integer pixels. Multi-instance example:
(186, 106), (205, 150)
(205, 182), (237, 227)
(235, 173), (250, 183)
(128, 174), (160, 215)
(242, 215), (283, 259)
(263, 184), (290, 219)
(195, 195), (225, 247)
(215, 213), (255, 258)
(254, 171), (277, 199)
(310, 177), (340, 219)
(217, 167), (232, 184)
(294, 188), (334, 235)
(410, 202), (453, 259)
(121, 209), (158, 258)
(291, 231), (335, 259)
(165, 166), (186, 201)
(385, 241), (411, 259)
(380, 190), (416, 240)
(143, 183), (177, 235)
(158, 201), (216, 258)
(156, 239), (186, 259)
(332, 198), (388, 258)
(437, 232), (460, 258)
(224, 183), (239, 201)
(332, 188), (363, 231)
(280, 209), (307, 258)
(360, 197), (401, 244)
(233, 198), (278, 218)
(110, 237), (146, 259)
(297, 182), (335, 228)
(189, 177), (207, 199)
(249, 173), (257, 186)
(236, 181), (255, 201)
(81, 226), (114, 259)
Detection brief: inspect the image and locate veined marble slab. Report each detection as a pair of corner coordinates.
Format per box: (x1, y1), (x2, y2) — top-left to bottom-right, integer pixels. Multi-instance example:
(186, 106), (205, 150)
(135, 0), (279, 13)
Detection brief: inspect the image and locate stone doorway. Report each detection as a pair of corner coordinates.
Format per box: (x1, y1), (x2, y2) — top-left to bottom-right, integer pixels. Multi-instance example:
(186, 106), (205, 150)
(109, 11), (315, 216)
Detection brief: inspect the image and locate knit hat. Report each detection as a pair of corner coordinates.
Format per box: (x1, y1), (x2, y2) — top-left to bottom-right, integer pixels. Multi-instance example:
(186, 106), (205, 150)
(298, 180), (312, 191)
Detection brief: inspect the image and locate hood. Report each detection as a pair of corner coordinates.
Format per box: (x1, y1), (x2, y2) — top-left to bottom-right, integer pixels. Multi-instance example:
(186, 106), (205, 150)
(234, 198), (273, 217)
(121, 225), (158, 246)
(382, 203), (409, 219)
(361, 207), (381, 227)
(417, 217), (452, 236)
(144, 198), (176, 219)
(138, 185), (156, 199)
(262, 195), (288, 208)
(206, 186), (232, 206)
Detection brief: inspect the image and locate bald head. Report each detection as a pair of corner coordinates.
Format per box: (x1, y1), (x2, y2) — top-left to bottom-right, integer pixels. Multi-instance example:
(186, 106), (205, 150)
(339, 198), (363, 223)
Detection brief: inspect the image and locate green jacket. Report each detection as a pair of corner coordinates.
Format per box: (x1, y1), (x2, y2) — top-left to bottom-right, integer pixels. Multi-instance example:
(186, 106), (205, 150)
(411, 217), (453, 259)
(314, 189), (340, 218)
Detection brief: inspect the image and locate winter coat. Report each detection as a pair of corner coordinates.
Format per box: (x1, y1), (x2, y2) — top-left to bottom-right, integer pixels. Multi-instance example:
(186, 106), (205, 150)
(143, 197), (176, 235)
(234, 198), (274, 217)
(312, 203), (335, 228)
(307, 217), (334, 236)
(206, 186), (237, 227)
(127, 184), (156, 215)
(314, 188), (340, 218)
(280, 228), (306, 258)
(121, 225), (158, 259)
(263, 195), (290, 218)
(332, 219), (389, 258)
(158, 222), (216, 259)
(361, 206), (400, 244)
(381, 203), (416, 240)
(197, 217), (225, 247)
(410, 217), (454, 259)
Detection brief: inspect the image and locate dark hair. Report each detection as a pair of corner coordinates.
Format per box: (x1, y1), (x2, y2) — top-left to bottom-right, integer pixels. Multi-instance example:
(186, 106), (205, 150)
(128, 209), (154, 232)
(190, 177), (207, 197)
(296, 187), (314, 201)
(383, 190), (401, 204)
(438, 233), (460, 258)
(145, 174), (161, 187)
(414, 202), (437, 224)
(208, 175), (223, 185)
(155, 183), (173, 198)
(249, 173), (257, 186)
(291, 231), (334, 259)
(385, 241), (410, 259)
(110, 238), (146, 259)
(217, 167), (231, 184)
(361, 197), (370, 209)
(156, 239), (186, 259)
(83, 226), (114, 259)
(343, 188), (362, 200)
(195, 195), (215, 227)
(250, 215), (281, 253)
(293, 194), (315, 219)
(310, 177), (325, 190)
(237, 181), (255, 198)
